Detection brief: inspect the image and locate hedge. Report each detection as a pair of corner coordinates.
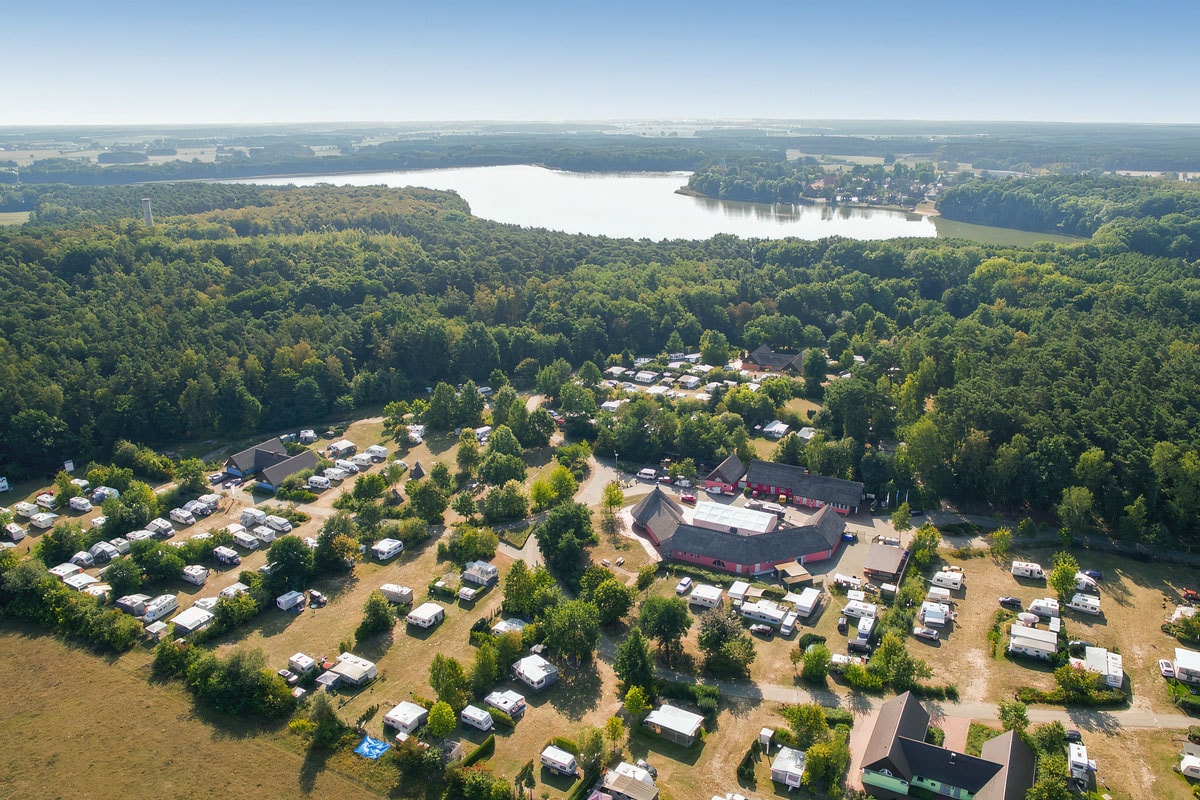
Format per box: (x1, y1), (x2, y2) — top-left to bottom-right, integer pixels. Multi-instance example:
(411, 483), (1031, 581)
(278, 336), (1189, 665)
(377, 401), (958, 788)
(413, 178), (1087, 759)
(912, 683), (960, 701)
(550, 736), (580, 755)
(657, 679), (720, 705)
(460, 734), (495, 767)
(490, 708), (516, 729)
(824, 708), (854, 727)
(1015, 686), (1125, 706)
(565, 767), (600, 800)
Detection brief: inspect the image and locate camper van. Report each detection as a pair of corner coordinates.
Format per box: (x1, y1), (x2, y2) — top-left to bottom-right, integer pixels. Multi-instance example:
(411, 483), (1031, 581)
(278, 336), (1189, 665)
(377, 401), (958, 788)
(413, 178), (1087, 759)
(1011, 561), (1046, 579)
(334, 459), (360, 475)
(365, 445), (389, 462)
(147, 518), (175, 538)
(213, 545), (241, 566)
(1067, 593), (1101, 616)
(842, 600), (879, 620)
(232, 530), (260, 550)
(637, 468), (657, 480)
(307, 475), (331, 491)
(142, 594), (179, 623)
(780, 611), (799, 636)
(169, 508), (197, 526)
(460, 705), (495, 732)
(324, 467), (349, 483)
(350, 454), (373, 470)
(931, 571), (964, 591)
(1074, 572), (1100, 593)
(250, 526), (275, 545)
(540, 746), (579, 777)
(4, 522), (25, 543)
(68, 496), (93, 513)
(240, 508), (267, 528)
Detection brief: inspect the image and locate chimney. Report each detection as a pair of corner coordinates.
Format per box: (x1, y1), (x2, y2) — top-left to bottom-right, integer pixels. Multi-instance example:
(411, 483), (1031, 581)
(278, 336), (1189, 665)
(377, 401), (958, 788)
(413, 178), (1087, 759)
(141, 198), (153, 226)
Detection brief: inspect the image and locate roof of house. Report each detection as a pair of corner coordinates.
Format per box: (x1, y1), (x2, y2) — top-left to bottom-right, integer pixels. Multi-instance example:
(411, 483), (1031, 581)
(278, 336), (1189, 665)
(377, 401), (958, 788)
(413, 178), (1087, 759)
(226, 437), (288, 474)
(743, 460), (864, 507)
(706, 453), (746, 485)
(864, 543), (907, 576)
(601, 771), (659, 800)
(630, 487), (686, 532)
(976, 731), (1038, 800)
(691, 502), (778, 535)
(744, 345), (806, 372)
(862, 691), (931, 776)
(259, 449), (319, 488)
(658, 505), (844, 567)
(644, 704), (704, 737)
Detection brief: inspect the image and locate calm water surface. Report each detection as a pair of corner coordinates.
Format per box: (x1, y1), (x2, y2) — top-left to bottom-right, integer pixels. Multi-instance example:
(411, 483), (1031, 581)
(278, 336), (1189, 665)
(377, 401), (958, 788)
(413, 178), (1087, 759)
(237, 165), (939, 241)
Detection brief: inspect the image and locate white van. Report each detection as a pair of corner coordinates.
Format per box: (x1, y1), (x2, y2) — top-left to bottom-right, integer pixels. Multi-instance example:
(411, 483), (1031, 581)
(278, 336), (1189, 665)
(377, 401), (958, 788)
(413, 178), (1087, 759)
(182, 565), (209, 586)
(253, 525), (277, 545)
(1011, 561), (1045, 579)
(307, 475), (331, 491)
(637, 468), (657, 480)
(1067, 593), (1101, 615)
(169, 508), (196, 526)
(265, 515), (292, 533)
(68, 496), (93, 513)
(324, 467), (348, 483)
(540, 746), (579, 777)
(335, 459), (360, 475)
(460, 705), (494, 731)
(213, 545), (241, 566)
(931, 571), (964, 591)
(142, 594), (179, 623)
(780, 611), (799, 636)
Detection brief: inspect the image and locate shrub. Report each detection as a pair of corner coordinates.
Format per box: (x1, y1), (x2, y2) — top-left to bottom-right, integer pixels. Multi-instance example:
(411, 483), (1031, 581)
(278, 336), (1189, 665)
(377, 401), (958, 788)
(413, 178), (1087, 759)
(460, 734), (495, 767)
(843, 663), (884, 691)
(550, 735), (580, 755)
(490, 709), (516, 729)
(636, 565), (657, 591)
(925, 725), (945, 746)
(824, 708), (854, 727)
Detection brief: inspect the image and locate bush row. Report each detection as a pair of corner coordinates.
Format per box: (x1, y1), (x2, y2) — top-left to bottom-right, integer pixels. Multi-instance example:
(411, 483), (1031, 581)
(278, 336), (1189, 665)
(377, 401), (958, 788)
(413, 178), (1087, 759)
(459, 734), (495, 767)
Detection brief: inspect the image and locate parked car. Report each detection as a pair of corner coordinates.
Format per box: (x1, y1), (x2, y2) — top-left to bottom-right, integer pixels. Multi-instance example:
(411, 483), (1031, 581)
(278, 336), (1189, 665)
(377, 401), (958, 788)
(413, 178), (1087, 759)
(837, 616), (848, 634)
(1064, 729), (1083, 743)
(680, 493), (697, 504)
(657, 476), (673, 485)
(1184, 589), (1200, 602)
(1081, 569), (1103, 581)
(615, 557), (625, 566)
(277, 669), (300, 687)
(912, 626), (939, 641)
(998, 596), (1022, 608)
(674, 478), (692, 488)
(675, 577), (693, 595)
(1160, 659), (1176, 679)
(208, 472), (225, 484)
(600, 558), (612, 567)
(841, 531), (858, 543)
(749, 624), (774, 638)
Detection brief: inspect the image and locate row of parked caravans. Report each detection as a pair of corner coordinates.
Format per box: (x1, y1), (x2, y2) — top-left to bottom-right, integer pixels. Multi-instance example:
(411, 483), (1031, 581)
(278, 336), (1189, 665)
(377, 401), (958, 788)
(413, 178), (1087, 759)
(1026, 594), (1102, 617)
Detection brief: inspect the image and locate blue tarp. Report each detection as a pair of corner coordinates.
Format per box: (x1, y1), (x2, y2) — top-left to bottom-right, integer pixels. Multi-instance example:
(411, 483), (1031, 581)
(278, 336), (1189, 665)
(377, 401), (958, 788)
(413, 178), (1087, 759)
(353, 735), (391, 760)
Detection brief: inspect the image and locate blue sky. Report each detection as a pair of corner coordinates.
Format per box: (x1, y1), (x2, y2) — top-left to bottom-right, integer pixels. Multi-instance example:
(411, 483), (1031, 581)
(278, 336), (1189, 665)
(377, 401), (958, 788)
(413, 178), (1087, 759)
(8, 0), (1199, 124)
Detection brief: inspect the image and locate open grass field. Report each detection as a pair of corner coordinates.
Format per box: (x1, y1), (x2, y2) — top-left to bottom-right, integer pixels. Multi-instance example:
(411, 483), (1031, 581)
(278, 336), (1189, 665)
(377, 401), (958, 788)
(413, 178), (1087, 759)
(0, 624), (382, 800)
(0, 211), (30, 226)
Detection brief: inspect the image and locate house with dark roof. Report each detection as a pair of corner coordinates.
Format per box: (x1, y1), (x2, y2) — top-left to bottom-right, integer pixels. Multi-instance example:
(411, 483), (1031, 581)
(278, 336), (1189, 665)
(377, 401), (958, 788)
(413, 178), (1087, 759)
(741, 460), (864, 514)
(630, 487), (845, 576)
(257, 450), (319, 493)
(224, 438), (289, 478)
(743, 345), (806, 373)
(704, 453), (745, 495)
(861, 692), (1035, 800)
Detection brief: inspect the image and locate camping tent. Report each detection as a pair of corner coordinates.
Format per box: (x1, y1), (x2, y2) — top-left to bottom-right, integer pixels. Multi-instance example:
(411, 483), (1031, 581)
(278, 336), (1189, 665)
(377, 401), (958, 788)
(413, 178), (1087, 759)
(354, 736), (391, 760)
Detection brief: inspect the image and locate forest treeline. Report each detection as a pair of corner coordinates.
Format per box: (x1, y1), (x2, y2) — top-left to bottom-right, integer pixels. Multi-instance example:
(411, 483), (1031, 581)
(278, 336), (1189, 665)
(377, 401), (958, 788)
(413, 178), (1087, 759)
(686, 158), (937, 207)
(2, 180), (1200, 546)
(937, 173), (1200, 245)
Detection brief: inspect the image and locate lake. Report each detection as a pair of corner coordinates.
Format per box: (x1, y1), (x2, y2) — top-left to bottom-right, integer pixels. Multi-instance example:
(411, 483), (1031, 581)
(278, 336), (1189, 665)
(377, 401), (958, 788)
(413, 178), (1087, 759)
(235, 165), (1076, 245)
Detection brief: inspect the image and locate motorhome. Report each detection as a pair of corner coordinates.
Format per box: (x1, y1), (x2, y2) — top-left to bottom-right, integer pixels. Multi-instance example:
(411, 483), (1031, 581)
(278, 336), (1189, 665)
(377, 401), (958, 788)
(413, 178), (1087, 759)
(1011, 561), (1045, 579)
(324, 467), (349, 483)
(169, 508), (196, 526)
(334, 458), (360, 475)
(1067, 593), (1101, 616)
(350, 454), (373, 470)
(252, 525), (276, 545)
(36, 493), (57, 510)
(265, 515), (292, 533)
(68, 496), (92, 513)
(1028, 597), (1061, 618)
(147, 517), (175, 538)
(365, 445), (389, 461)
(931, 571), (964, 591)
(142, 594), (179, 623)
(240, 508), (267, 528)
(213, 545), (241, 565)
(108, 537), (130, 554)
(780, 611), (799, 636)
(307, 475), (331, 491)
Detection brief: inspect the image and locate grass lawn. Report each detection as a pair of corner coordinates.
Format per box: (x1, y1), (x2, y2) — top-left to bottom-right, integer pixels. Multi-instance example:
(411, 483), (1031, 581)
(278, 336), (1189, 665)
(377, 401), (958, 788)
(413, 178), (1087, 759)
(0, 211), (30, 226)
(964, 722), (1003, 756)
(498, 524), (533, 549)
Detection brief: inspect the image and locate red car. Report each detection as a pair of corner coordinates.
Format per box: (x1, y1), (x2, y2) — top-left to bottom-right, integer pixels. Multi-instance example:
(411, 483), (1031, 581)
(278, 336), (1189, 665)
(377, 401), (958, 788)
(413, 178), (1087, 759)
(680, 493), (697, 504)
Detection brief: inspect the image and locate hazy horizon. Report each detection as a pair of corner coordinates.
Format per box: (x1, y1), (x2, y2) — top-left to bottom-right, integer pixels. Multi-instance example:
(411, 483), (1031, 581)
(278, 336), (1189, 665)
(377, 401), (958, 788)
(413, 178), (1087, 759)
(11, 0), (1200, 126)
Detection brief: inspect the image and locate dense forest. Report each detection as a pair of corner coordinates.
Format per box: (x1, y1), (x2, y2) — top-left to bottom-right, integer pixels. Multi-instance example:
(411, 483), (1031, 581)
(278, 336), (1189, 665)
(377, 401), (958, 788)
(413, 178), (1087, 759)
(937, 173), (1200, 245)
(3, 179), (1200, 547)
(8, 122), (1200, 187)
